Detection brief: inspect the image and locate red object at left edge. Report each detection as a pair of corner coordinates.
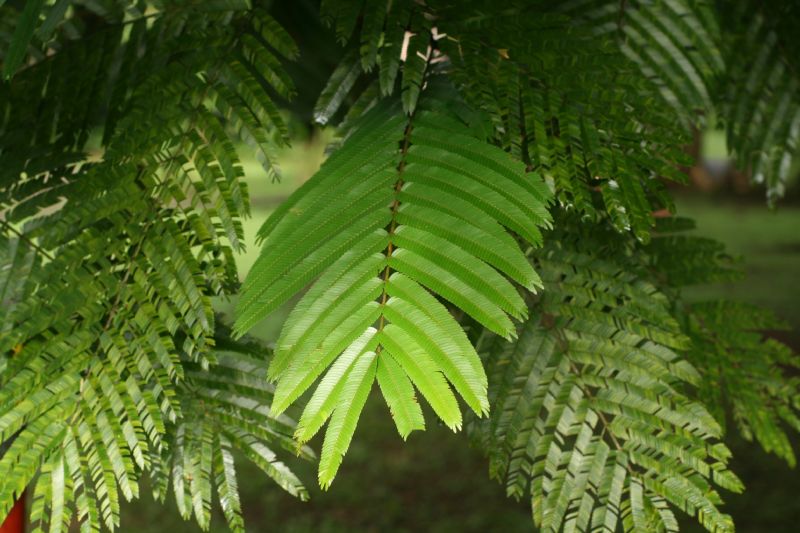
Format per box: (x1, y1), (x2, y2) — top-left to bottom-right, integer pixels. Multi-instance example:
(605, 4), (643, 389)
(0, 495), (25, 533)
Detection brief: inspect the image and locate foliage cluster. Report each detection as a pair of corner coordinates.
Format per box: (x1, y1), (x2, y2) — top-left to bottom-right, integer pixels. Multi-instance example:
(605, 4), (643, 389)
(1, 1), (798, 531)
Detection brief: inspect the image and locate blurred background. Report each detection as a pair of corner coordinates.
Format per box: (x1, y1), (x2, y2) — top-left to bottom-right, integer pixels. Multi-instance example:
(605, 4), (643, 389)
(107, 127), (800, 533)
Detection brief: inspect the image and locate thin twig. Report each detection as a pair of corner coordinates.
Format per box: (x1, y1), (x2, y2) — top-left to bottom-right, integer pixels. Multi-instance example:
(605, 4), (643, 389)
(0, 219), (55, 261)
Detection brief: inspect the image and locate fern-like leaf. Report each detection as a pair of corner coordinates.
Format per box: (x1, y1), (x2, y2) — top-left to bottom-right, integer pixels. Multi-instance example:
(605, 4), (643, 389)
(684, 301), (800, 467)
(12, 327), (310, 533)
(236, 89), (552, 487)
(151, 330), (311, 532)
(472, 228), (742, 533)
(716, 2), (800, 201)
(642, 218), (800, 466)
(0, 6), (306, 531)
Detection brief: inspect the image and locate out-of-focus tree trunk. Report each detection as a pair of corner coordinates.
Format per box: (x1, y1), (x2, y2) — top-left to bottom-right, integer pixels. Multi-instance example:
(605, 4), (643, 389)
(686, 125), (751, 193)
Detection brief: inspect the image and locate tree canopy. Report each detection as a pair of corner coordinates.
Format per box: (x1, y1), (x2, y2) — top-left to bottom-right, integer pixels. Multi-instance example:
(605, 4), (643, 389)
(1, 1), (798, 532)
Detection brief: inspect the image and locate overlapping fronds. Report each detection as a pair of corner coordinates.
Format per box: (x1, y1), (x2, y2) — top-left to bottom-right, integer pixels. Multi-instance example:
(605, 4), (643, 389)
(714, 2), (800, 201)
(471, 227), (742, 532)
(2, 1), (800, 531)
(641, 218), (800, 466)
(0, 4), (307, 531)
(562, 0), (800, 200)
(148, 329), (311, 532)
(447, 44), (687, 241)
(683, 301), (800, 468)
(236, 89), (552, 487)
(0, 1), (296, 184)
(12, 361), (157, 533)
(310, 1), (690, 241)
(449, 0), (799, 202)
(313, 0), (434, 122)
(354, 0), (689, 242)
(559, 0), (722, 123)
(4, 328), (308, 533)
(0, 0), (299, 416)
(0, 1), (258, 79)
(306, 0), (798, 235)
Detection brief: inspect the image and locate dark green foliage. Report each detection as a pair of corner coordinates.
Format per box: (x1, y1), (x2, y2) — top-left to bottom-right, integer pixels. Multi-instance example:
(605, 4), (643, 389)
(440, 2), (691, 242)
(563, 0), (800, 202)
(14, 329), (307, 533)
(2, 0), (45, 79)
(684, 301), (800, 468)
(715, 2), (800, 202)
(0, 3), (306, 531)
(470, 227), (743, 532)
(638, 218), (800, 467)
(1, 1), (799, 532)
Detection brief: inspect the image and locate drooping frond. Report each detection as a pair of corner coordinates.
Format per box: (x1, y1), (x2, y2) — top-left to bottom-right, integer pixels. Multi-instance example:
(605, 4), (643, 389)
(641, 218), (800, 466)
(683, 301), (800, 468)
(235, 85), (552, 488)
(448, 0), (799, 203)
(450, 49), (687, 241)
(11, 328), (309, 533)
(562, 0), (800, 201)
(714, 2), (800, 201)
(472, 225), (742, 533)
(2, 6), (295, 185)
(306, 0), (799, 237)
(148, 329), (311, 532)
(310, 1), (693, 241)
(559, 0), (722, 124)
(431, 1), (695, 242)
(2, 2), (799, 532)
(3, 356), (156, 533)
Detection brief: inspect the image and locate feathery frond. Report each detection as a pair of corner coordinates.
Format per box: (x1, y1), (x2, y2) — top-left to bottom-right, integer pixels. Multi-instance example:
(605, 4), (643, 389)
(433, 1), (692, 242)
(562, 0), (800, 200)
(641, 218), (800, 466)
(715, 2), (800, 201)
(149, 329), (312, 532)
(683, 301), (800, 468)
(1, 4), (307, 531)
(236, 88), (552, 488)
(559, 0), (722, 123)
(12, 328), (309, 533)
(472, 225), (742, 532)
